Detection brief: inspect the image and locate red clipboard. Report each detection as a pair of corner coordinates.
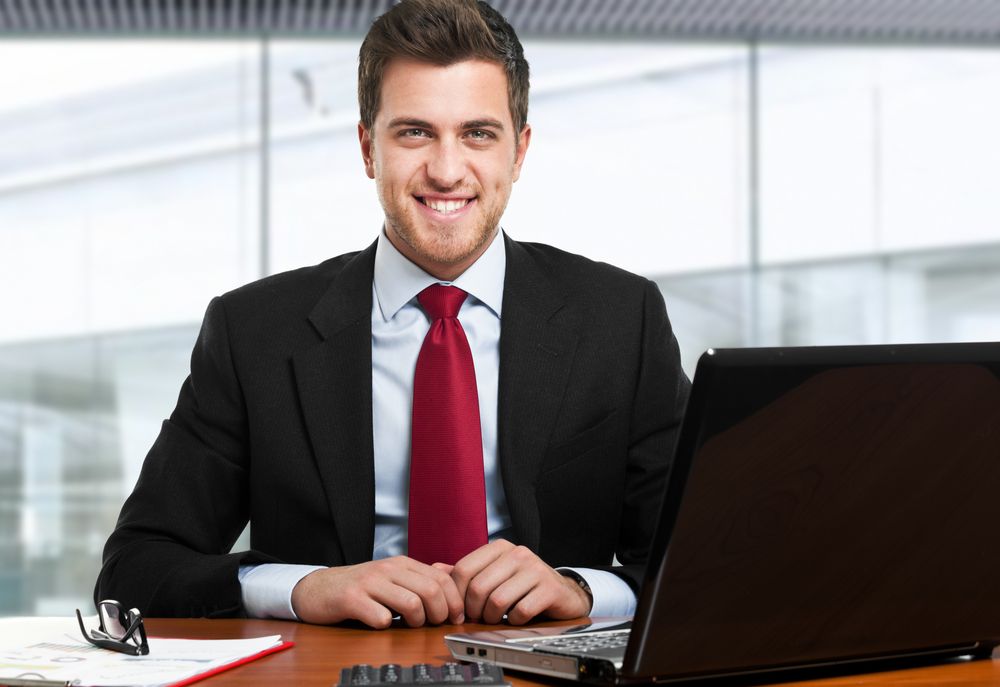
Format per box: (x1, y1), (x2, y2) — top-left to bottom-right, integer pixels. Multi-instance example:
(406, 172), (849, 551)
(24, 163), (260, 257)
(166, 640), (294, 687)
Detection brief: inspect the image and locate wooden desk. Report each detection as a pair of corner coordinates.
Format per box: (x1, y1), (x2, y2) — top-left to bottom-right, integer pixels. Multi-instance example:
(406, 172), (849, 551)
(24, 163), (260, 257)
(146, 618), (1000, 687)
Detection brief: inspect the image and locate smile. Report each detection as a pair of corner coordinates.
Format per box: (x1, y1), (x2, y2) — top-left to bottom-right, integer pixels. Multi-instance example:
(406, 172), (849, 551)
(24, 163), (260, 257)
(416, 196), (475, 215)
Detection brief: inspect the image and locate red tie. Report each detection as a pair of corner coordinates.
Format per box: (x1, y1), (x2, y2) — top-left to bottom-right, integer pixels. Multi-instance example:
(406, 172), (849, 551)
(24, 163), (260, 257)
(408, 284), (488, 565)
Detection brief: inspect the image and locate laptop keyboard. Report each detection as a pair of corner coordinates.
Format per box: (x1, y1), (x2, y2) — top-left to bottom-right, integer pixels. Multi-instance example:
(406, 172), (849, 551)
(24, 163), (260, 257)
(519, 629), (630, 655)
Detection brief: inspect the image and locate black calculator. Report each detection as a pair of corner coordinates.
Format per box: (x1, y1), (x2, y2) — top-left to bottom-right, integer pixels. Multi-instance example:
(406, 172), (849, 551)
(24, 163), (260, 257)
(337, 662), (509, 687)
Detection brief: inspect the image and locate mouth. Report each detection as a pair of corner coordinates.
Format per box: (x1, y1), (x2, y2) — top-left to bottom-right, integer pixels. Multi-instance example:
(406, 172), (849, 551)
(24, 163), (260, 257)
(415, 195), (476, 215)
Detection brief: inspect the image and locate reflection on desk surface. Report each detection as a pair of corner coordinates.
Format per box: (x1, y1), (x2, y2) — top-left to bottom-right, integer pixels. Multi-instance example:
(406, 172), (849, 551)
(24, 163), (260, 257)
(141, 617), (1000, 687)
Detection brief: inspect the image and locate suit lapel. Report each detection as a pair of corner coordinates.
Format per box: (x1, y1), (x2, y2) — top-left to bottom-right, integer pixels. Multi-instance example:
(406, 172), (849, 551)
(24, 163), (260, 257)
(292, 241), (376, 565)
(290, 235), (579, 562)
(498, 236), (580, 551)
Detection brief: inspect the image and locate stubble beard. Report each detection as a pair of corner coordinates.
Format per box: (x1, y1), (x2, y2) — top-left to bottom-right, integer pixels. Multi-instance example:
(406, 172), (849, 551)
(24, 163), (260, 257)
(383, 194), (504, 270)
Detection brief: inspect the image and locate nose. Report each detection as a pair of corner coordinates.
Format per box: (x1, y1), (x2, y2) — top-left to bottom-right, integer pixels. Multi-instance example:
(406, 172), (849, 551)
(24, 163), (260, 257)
(425, 139), (466, 189)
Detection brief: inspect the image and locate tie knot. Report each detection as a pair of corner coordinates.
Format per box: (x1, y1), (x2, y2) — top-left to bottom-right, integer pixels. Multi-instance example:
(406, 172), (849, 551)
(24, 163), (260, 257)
(418, 284), (467, 320)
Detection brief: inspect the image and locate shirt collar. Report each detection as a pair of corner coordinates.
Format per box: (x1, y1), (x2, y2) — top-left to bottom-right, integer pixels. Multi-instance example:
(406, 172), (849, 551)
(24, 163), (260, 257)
(373, 227), (506, 322)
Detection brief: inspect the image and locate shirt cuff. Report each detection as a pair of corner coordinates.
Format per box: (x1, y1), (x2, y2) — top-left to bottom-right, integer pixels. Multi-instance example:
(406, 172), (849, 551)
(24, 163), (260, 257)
(238, 563), (325, 620)
(558, 567), (637, 617)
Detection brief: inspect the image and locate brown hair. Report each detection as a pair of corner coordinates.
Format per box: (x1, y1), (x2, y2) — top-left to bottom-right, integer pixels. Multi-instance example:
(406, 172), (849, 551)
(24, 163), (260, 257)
(358, 0), (529, 133)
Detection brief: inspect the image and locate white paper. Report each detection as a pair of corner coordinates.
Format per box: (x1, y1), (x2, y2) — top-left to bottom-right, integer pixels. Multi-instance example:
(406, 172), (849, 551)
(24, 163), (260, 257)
(0, 616), (283, 687)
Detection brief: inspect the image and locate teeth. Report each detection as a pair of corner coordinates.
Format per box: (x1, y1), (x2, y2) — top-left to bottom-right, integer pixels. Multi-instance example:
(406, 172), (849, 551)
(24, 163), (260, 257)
(424, 198), (470, 214)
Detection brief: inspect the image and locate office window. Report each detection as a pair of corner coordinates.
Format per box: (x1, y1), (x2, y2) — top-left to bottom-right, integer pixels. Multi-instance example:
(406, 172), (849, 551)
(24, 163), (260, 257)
(266, 41), (750, 278)
(267, 41), (384, 273)
(757, 48), (1000, 264)
(504, 42), (749, 277)
(2, 37), (1000, 617)
(0, 41), (259, 614)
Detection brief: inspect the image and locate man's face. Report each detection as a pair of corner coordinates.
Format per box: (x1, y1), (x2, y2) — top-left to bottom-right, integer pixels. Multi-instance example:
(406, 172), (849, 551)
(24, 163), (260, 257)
(359, 58), (531, 281)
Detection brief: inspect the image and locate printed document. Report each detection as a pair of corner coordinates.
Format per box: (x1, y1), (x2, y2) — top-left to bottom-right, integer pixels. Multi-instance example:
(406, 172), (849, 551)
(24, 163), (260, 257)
(0, 616), (285, 686)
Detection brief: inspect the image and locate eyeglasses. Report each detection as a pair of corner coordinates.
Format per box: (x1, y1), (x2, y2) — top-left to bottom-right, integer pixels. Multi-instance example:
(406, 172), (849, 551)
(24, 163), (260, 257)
(76, 599), (149, 656)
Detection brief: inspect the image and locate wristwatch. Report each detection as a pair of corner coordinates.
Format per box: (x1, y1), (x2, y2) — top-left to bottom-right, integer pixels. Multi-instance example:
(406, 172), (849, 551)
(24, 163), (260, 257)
(559, 569), (594, 610)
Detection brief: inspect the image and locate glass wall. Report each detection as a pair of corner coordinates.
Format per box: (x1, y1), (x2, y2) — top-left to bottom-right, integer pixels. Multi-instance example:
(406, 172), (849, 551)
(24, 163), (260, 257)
(0, 40), (260, 614)
(660, 46), (1000, 372)
(1, 38), (998, 615)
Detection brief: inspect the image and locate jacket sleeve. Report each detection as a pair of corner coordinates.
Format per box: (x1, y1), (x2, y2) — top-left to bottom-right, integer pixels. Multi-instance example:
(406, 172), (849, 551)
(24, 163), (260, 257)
(94, 296), (279, 617)
(605, 280), (691, 594)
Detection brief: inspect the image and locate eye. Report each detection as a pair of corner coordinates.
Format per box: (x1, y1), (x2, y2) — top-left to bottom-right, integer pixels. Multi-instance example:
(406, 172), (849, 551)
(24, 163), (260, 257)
(466, 129), (495, 141)
(400, 128), (430, 138)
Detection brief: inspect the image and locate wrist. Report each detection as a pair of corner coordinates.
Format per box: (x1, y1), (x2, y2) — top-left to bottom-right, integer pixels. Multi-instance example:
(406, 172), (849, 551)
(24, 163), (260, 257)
(559, 570), (593, 615)
(291, 567), (327, 622)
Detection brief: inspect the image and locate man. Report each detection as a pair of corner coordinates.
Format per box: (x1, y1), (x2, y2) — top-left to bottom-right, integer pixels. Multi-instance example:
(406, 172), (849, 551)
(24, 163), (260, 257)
(95, 0), (689, 629)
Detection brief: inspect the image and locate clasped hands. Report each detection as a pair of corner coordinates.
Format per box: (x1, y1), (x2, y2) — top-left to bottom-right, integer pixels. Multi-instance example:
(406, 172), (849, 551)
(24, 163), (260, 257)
(291, 539), (592, 629)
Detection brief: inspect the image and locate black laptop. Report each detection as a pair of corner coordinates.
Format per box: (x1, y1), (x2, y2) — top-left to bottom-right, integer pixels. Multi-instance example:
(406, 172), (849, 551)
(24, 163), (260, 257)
(446, 342), (1000, 683)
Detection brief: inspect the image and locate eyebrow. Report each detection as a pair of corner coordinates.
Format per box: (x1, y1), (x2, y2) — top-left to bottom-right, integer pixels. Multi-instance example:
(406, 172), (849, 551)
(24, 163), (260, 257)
(385, 117), (506, 132)
(387, 117), (435, 130)
(461, 118), (505, 131)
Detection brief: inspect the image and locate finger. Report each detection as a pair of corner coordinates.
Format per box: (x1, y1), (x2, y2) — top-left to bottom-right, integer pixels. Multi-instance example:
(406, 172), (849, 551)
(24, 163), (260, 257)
(344, 592), (396, 629)
(431, 560), (462, 618)
(506, 584), (556, 626)
(391, 567), (453, 625)
(463, 549), (531, 621)
(452, 540), (513, 606)
(509, 571), (592, 625)
(431, 567), (466, 624)
(480, 570), (537, 624)
(371, 583), (427, 627)
(403, 560), (465, 624)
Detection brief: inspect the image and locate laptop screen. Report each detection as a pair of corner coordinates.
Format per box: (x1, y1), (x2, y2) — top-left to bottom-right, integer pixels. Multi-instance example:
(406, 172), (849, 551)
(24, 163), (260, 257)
(626, 343), (1000, 680)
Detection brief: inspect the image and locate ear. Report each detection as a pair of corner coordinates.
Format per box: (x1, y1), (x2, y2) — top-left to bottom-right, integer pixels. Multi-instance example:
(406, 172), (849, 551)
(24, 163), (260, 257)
(359, 121), (376, 179)
(512, 123), (532, 183)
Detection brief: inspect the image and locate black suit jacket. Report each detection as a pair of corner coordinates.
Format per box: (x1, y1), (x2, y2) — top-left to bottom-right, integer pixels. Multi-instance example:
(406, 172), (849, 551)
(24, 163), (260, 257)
(95, 234), (690, 617)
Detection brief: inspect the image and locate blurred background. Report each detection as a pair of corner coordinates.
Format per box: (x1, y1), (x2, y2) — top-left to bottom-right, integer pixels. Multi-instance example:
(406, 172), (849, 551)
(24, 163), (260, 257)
(1, 0), (999, 615)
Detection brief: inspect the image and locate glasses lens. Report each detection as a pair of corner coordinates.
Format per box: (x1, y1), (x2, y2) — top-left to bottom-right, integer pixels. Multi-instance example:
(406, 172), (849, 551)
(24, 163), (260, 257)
(99, 602), (130, 639)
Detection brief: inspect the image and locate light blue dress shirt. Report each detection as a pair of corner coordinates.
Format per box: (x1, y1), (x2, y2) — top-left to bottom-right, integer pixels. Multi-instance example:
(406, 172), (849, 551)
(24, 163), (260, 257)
(239, 229), (636, 619)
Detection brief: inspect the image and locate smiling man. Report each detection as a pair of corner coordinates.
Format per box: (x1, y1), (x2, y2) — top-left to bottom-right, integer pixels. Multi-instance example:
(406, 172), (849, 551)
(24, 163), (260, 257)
(363, 57), (526, 282)
(95, 0), (690, 629)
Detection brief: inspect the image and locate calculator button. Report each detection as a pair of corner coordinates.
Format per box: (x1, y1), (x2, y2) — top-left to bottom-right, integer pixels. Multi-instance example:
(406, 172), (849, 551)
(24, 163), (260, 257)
(413, 664), (435, 683)
(350, 665), (374, 684)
